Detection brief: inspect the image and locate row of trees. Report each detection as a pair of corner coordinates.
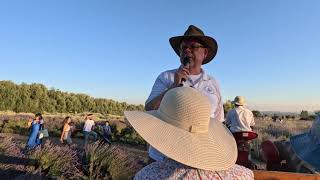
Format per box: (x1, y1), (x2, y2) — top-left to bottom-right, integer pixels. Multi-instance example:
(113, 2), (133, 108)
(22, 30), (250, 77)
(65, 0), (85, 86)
(0, 81), (144, 115)
(299, 110), (320, 120)
(2, 80), (318, 119)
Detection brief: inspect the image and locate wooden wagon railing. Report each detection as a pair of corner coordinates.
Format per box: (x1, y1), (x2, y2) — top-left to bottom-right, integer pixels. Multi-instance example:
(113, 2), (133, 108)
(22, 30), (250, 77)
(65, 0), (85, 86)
(254, 170), (320, 180)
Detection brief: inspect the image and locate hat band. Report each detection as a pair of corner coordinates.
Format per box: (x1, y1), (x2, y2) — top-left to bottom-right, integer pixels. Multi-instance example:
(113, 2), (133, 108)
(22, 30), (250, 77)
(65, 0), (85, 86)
(156, 109), (209, 133)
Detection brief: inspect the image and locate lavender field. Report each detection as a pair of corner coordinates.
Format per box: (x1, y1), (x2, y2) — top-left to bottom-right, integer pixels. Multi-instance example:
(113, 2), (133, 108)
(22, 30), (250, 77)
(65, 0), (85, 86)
(0, 111), (314, 179)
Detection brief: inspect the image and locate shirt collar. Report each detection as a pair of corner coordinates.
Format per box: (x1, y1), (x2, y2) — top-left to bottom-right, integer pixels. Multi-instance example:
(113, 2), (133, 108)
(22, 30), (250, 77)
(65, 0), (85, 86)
(201, 69), (210, 81)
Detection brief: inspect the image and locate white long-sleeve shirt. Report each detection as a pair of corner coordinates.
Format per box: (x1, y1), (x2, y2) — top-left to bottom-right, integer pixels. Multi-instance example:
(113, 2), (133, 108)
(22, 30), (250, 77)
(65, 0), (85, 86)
(226, 106), (255, 133)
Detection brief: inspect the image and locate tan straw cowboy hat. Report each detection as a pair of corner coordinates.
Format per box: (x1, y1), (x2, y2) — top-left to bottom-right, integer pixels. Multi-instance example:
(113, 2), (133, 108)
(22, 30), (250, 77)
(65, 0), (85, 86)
(169, 25), (218, 64)
(124, 87), (237, 171)
(233, 96), (246, 106)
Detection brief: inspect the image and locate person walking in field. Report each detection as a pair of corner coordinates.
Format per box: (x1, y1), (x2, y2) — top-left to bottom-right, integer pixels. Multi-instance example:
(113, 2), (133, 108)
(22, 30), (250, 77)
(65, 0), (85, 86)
(60, 116), (73, 145)
(225, 96), (255, 133)
(25, 113), (43, 150)
(145, 25), (224, 161)
(125, 87), (253, 179)
(102, 121), (112, 143)
(83, 114), (97, 146)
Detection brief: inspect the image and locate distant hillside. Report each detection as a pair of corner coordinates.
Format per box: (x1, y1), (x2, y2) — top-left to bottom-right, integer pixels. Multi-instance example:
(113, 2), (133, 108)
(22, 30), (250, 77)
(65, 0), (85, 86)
(0, 80), (144, 116)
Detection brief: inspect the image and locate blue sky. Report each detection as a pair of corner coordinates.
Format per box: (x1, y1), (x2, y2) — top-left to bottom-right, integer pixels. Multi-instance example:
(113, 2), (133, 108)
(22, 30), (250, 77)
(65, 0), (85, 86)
(0, 0), (319, 112)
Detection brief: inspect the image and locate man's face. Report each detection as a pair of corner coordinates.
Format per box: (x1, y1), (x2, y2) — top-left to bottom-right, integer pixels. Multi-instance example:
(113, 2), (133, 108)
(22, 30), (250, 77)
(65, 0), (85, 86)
(179, 39), (208, 67)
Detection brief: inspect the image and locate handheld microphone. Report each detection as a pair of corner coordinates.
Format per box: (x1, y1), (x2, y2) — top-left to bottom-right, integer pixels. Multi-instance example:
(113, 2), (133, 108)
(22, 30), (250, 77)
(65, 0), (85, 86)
(183, 57), (190, 67)
(179, 57), (190, 86)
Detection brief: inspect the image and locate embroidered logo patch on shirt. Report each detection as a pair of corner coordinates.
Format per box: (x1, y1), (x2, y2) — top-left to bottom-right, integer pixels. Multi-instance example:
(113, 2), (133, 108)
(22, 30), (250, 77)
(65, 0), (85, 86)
(204, 86), (214, 94)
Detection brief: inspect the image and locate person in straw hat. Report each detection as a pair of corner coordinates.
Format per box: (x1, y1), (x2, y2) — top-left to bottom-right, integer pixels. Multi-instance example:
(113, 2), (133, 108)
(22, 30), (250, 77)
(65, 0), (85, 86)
(263, 115), (320, 174)
(225, 96), (255, 133)
(145, 25), (224, 161)
(126, 87), (253, 179)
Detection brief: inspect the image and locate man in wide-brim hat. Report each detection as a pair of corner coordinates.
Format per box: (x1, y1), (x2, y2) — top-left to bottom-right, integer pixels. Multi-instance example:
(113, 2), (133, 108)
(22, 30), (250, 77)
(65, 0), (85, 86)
(145, 25), (225, 161)
(169, 25), (218, 65)
(126, 87), (254, 179)
(226, 96), (255, 133)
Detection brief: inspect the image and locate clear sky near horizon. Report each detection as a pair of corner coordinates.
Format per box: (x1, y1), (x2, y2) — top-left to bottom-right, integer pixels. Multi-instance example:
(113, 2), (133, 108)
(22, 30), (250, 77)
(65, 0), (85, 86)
(0, 0), (319, 112)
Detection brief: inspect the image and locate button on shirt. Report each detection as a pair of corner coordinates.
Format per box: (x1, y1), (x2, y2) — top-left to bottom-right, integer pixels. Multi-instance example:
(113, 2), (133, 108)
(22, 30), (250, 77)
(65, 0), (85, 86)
(226, 106), (255, 133)
(146, 68), (224, 161)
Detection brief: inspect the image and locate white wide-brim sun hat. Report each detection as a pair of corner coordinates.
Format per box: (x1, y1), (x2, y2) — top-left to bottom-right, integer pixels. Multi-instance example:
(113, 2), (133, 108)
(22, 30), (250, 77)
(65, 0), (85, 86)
(124, 87), (237, 171)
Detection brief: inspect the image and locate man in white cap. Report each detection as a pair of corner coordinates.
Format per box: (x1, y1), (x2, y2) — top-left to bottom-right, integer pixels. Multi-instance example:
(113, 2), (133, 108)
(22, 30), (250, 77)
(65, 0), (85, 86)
(125, 87), (253, 179)
(226, 96), (255, 133)
(145, 25), (224, 161)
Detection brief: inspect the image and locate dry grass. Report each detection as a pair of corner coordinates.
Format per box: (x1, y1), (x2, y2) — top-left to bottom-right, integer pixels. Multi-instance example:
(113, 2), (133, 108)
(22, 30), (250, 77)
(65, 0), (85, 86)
(251, 118), (312, 161)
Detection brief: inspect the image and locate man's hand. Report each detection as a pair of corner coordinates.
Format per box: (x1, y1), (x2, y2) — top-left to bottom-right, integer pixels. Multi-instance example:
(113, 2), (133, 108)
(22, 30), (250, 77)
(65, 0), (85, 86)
(145, 66), (190, 111)
(174, 66), (190, 86)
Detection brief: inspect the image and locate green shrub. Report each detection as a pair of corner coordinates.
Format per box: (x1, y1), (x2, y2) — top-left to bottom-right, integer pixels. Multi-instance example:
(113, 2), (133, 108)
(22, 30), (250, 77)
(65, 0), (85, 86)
(1, 119), (29, 135)
(119, 127), (147, 146)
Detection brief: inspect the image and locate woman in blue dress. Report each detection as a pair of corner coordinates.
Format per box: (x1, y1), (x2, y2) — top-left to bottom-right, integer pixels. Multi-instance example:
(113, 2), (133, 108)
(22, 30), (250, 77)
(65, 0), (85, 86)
(26, 113), (43, 150)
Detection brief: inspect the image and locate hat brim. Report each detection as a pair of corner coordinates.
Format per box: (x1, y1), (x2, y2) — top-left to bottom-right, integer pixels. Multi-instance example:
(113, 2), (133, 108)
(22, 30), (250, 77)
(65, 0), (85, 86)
(232, 101), (245, 106)
(169, 35), (218, 65)
(290, 133), (320, 169)
(124, 110), (237, 171)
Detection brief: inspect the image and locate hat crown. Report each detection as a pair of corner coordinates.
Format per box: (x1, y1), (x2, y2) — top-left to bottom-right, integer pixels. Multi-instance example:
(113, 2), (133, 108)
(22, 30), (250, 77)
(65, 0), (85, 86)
(169, 25), (218, 64)
(184, 25), (205, 37)
(158, 87), (211, 133)
(233, 96), (246, 106)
